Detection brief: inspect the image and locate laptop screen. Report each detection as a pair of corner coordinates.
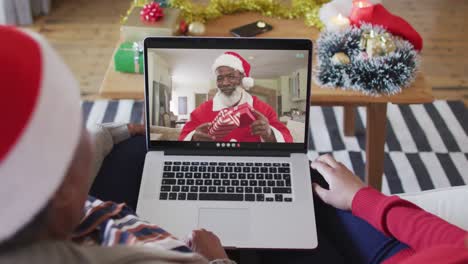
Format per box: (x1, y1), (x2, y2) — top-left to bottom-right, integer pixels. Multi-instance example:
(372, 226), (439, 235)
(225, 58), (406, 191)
(145, 38), (311, 152)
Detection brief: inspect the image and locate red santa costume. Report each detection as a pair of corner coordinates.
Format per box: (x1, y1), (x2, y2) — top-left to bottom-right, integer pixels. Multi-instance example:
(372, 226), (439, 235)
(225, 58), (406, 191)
(179, 52), (293, 143)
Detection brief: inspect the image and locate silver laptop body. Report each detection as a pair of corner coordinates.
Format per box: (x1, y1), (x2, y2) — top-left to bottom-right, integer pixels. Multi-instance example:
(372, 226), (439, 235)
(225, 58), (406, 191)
(137, 37), (317, 249)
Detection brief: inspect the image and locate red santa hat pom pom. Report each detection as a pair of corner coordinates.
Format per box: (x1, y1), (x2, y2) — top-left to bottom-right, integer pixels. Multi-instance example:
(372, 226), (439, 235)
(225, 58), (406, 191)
(140, 2), (164, 23)
(212, 51), (255, 90)
(349, 4), (423, 51)
(242, 77), (254, 89)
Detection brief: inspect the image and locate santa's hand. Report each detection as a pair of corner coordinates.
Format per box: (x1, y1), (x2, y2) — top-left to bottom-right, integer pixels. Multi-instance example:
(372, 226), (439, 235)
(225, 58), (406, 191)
(251, 110), (275, 142)
(193, 123), (215, 141)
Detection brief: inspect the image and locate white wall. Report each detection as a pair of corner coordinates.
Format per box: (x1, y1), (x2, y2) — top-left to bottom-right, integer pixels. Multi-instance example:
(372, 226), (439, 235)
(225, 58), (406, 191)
(255, 79), (279, 91)
(170, 79), (212, 119)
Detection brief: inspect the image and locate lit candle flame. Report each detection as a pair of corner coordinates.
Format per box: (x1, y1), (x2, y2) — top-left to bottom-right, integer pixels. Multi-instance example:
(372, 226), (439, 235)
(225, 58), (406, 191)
(355, 0), (372, 8)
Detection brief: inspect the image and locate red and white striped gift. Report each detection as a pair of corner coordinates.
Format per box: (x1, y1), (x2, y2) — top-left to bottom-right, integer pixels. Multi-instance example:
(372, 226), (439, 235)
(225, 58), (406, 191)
(208, 103), (256, 140)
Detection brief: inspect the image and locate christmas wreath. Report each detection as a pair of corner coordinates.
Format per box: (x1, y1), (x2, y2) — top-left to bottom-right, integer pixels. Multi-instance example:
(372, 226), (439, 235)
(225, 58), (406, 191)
(315, 24), (420, 96)
(316, 1), (422, 96)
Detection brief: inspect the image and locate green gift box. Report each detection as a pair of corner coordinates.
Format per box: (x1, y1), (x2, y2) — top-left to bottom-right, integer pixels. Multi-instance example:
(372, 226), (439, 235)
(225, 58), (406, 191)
(114, 42), (144, 74)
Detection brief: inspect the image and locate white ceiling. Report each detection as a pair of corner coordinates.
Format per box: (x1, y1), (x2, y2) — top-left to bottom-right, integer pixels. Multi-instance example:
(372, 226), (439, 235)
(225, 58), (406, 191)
(150, 48), (309, 83)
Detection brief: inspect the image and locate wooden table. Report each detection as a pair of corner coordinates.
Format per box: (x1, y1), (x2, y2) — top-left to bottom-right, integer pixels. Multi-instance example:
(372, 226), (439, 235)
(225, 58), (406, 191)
(99, 13), (433, 190)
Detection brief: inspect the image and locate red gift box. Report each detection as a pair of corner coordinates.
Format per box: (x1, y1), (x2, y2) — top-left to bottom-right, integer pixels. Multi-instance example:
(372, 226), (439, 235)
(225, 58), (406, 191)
(235, 103), (256, 128)
(208, 103), (256, 140)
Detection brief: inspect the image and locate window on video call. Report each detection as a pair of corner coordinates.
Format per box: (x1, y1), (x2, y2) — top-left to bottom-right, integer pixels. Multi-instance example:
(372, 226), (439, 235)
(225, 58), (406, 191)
(147, 49), (309, 144)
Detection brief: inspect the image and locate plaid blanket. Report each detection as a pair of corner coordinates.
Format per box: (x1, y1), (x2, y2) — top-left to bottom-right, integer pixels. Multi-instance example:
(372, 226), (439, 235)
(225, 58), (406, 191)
(72, 196), (191, 253)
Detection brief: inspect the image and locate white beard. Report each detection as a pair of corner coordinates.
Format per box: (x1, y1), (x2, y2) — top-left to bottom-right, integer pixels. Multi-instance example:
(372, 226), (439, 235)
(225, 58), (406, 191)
(216, 86), (243, 108)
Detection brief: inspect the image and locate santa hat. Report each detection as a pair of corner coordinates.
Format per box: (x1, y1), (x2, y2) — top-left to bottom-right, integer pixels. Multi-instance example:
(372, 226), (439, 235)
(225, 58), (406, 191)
(212, 52), (254, 89)
(349, 4), (423, 51)
(0, 26), (82, 242)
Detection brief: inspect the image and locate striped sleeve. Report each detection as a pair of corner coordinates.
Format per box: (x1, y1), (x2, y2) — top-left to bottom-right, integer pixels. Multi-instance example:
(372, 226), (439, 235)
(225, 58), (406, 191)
(73, 196), (192, 253)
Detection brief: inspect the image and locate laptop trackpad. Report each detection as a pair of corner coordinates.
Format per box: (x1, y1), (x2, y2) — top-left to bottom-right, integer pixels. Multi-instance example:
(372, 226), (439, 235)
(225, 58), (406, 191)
(198, 208), (250, 242)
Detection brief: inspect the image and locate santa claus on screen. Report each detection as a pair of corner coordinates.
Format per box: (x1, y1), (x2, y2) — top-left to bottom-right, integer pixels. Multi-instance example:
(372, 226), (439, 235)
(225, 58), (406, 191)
(178, 52), (293, 143)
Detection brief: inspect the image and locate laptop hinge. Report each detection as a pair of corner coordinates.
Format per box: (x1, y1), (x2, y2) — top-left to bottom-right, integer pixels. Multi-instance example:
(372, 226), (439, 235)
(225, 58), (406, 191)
(164, 149), (290, 157)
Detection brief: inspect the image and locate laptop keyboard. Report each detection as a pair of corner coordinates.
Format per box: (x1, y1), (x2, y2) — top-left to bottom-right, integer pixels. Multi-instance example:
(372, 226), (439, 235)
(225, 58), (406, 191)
(159, 161), (293, 202)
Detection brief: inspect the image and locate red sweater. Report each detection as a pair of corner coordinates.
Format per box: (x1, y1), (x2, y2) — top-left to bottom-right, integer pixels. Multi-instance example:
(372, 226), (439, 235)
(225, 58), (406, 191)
(352, 187), (468, 263)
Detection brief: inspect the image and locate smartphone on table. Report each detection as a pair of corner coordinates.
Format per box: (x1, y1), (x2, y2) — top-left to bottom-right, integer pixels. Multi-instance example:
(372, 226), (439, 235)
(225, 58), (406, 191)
(230, 20), (273, 37)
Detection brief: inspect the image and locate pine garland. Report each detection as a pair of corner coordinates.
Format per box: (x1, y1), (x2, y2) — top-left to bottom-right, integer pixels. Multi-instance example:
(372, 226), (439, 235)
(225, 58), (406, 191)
(315, 24), (420, 95)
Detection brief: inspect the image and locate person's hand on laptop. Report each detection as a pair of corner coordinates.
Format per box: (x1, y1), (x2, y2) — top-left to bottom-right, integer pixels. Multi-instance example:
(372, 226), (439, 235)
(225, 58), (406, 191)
(187, 229), (229, 261)
(193, 123), (216, 141)
(311, 154), (366, 211)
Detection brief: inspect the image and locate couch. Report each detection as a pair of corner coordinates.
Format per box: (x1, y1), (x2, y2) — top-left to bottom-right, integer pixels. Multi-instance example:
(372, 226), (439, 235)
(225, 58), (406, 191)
(398, 185), (468, 230)
(150, 126), (182, 141)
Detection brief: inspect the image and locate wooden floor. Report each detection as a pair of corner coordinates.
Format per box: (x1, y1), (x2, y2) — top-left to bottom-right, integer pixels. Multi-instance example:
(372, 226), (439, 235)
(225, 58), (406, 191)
(28, 0), (468, 106)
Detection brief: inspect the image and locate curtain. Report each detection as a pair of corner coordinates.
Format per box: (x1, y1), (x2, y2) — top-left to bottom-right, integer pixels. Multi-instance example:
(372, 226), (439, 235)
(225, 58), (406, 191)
(0, 0), (50, 25)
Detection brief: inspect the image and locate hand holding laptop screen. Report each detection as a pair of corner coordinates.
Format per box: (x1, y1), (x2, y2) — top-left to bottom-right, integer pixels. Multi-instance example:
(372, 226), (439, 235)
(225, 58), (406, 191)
(147, 49), (309, 144)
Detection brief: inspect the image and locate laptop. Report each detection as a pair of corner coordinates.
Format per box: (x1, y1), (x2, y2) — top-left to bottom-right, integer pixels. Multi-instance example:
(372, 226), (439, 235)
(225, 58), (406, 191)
(136, 37), (317, 249)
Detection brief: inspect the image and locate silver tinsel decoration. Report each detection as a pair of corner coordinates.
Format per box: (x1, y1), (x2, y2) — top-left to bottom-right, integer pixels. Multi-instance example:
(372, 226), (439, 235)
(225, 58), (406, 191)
(315, 24), (420, 96)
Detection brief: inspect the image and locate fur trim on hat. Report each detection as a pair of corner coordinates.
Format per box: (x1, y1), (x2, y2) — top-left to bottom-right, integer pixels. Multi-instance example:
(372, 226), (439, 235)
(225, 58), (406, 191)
(242, 77), (254, 89)
(212, 53), (245, 74)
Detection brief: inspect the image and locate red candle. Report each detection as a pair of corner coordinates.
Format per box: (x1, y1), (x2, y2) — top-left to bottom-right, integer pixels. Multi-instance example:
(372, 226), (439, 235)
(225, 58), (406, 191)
(350, 0), (375, 26)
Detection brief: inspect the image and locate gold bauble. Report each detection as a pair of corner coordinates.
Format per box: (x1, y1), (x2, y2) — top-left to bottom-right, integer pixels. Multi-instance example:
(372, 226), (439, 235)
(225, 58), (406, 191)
(360, 30), (397, 58)
(188, 22), (206, 36)
(331, 52), (350, 65)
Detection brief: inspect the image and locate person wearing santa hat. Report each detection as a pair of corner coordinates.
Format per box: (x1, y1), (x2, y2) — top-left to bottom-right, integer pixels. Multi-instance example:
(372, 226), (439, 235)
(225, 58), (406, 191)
(178, 51), (293, 143)
(0, 26), (235, 263)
